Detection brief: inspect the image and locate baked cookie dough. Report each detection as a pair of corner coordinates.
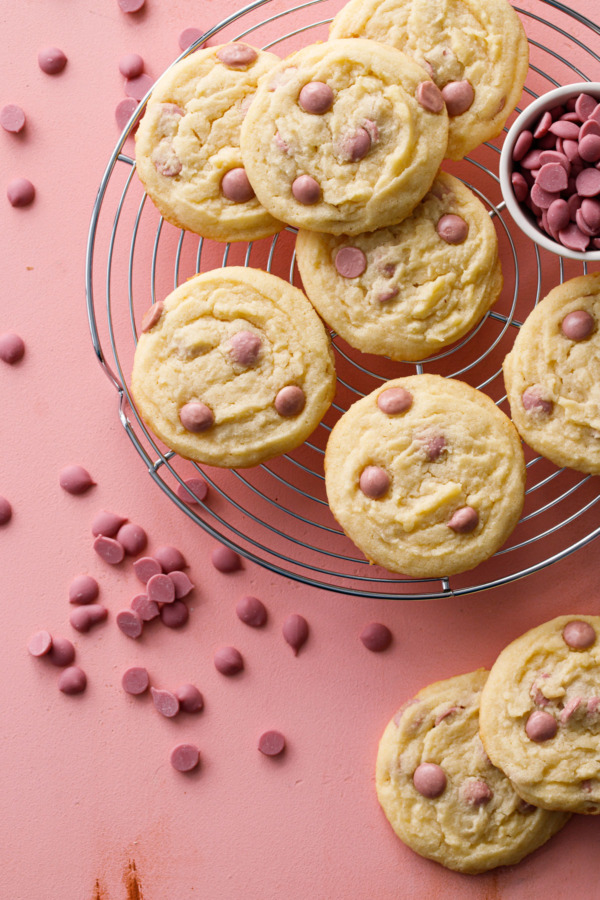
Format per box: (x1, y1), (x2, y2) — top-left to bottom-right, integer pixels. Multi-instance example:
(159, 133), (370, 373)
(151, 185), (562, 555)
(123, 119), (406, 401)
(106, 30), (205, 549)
(329, 0), (529, 160)
(503, 272), (600, 475)
(479, 615), (600, 814)
(135, 42), (284, 243)
(376, 670), (570, 874)
(295, 171), (502, 361)
(324, 374), (525, 577)
(131, 267), (336, 468)
(239, 38), (448, 235)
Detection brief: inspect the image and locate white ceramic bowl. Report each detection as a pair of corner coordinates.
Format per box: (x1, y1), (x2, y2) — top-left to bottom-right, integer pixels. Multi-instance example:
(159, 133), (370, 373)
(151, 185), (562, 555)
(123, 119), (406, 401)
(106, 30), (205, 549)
(499, 81), (600, 261)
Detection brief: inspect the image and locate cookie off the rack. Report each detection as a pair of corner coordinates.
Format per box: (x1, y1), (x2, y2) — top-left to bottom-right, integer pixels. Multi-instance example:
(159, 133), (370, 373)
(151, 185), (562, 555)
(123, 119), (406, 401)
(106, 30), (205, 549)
(376, 670), (569, 873)
(239, 38), (448, 235)
(134, 42), (284, 243)
(329, 0), (529, 161)
(130, 267), (336, 469)
(295, 171), (503, 362)
(324, 374), (525, 577)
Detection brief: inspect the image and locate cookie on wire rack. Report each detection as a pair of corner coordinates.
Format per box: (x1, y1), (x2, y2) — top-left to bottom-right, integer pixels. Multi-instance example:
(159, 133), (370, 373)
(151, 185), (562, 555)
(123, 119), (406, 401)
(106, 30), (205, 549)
(131, 267), (336, 468)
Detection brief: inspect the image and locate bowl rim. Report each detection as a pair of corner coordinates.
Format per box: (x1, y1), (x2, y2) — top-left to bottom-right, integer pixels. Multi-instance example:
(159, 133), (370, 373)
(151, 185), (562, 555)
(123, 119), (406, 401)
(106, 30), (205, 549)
(499, 81), (600, 261)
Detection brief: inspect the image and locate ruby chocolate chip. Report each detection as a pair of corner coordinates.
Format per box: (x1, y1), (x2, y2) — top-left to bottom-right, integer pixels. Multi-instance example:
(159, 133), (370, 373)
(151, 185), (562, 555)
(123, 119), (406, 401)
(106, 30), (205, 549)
(58, 666), (87, 695)
(377, 387), (413, 415)
(133, 556), (162, 583)
(228, 330), (261, 366)
(417, 81), (444, 114)
(122, 666), (150, 695)
(176, 477), (208, 504)
(436, 214), (469, 244)
(69, 574), (99, 605)
(37, 47), (67, 75)
(282, 613), (309, 655)
(93, 535), (125, 565)
(359, 466), (390, 500)
(339, 126), (372, 162)
(59, 464), (95, 495)
(562, 619), (596, 649)
(179, 28), (203, 51)
(141, 301), (164, 333)
(47, 636), (76, 667)
(447, 506), (479, 533)
(154, 544), (186, 573)
(151, 687), (180, 717)
(0, 104), (26, 134)
(117, 0), (146, 12)
(116, 522), (148, 556)
(214, 645), (244, 675)
(179, 401), (214, 432)
(160, 600), (189, 629)
(359, 622), (392, 652)
(441, 80), (474, 117)
(291, 174), (321, 205)
(0, 331), (25, 363)
(522, 385), (553, 416)
(412, 762), (447, 798)
(461, 779), (493, 806)
(115, 98), (139, 132)
(116, 609), (143, 639)
(560, 309), (595, 340)
(236, 594), (268, 627)
(525, 709), (558, 742)
(168, 570), (194, 599)
(170, 743), (200, 772)
(334, 246), (367, 278)
(91, 509), (128, 537)
(69, 604), (108, 633)
(119, 53), (144, 79)
(131, 594), (160, 622)
(298, 81), (334, 115)
(0, 496), (12, 526)
(7, 178), (35, 208)
(147, 573), (176, 605)
(216, 43), (258, 68)
(221, 168), (255, 203)
(275, 385), (305, 417)
(258, 730), (286, 756)
(211, 544), (241, 573)
(175, 683), (204, 713)
(27, 630), (53, 658)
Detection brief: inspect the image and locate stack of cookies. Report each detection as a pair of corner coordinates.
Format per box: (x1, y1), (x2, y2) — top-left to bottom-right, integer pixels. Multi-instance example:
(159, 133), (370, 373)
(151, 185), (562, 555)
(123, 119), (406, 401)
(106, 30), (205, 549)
(376, 614), (600, 874)
(130, 0), (539, 576)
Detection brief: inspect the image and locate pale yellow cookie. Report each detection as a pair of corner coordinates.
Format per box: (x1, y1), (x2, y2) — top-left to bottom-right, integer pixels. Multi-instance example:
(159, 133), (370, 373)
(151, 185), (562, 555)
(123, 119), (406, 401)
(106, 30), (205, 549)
(329, 0), (529, 160)
(240, 39), (448, 235)
(295, 171), (502, 361)
(479, 615), (600, 814)
(131, 267), (336, 468)
(376, 670), (570, 874)
(324, 374), (525, 577)
(503, 272), (600, 475)
(135, 42), (284, 242)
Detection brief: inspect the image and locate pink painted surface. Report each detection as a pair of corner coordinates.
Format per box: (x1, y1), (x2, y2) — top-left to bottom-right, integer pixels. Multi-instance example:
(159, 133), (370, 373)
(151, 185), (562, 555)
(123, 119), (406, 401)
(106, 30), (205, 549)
(1, 1), (600, 898)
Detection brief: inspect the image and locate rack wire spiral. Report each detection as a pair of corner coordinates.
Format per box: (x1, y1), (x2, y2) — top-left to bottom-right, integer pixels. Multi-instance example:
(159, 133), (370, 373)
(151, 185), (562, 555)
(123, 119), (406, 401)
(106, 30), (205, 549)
(86, 0), (600, 600)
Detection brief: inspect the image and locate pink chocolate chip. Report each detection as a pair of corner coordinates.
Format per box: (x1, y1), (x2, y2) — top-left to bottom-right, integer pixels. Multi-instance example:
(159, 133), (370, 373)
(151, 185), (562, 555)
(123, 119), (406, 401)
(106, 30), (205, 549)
(575, 93), (598, 120)
(175, 683), (204, 713)
(59, 464), (95, 495)
(115, 98), (139, 131)
(91, 509), (127, 537)
(0, 496), (11, 525)
(170, 743), (200, 772)
(211, 544), (241, 573)
(275, 385), (305, 417)
(462, 780), (493, 806)
(179, 401), (214, 432)
(561, 309), (594, 340)
(511, 172), (528, 203)
(377, 387), (413, 415)
(339, 126), (372, 162)
(216, 43), (258, 68)
(562, 619), (596, 649)
(122, 666), (149, 695)
(228, 330), (261, 366)
(558, 221), (590, 251)
(131, 594), (160, 621)
(258, 730), (286, 756)
(116, 522), (148, 556)
(214, 646), (244, 675)
(447, 506), (479, 533)
(359, 622), (392, 652)
(117, 0), (146, 13)
(7, 177), (35, 207)
(581, 198), (600, 231)
(436, 214), (469, 244)
(47, 636), (75, 667)
(334, 246), (367, 278)
(291, 174), (321, 204)
(0, 104), (26, 134)
(576, 167), (600, 197)
(93, 535), (125, 565)
(522, 385), (553, 415)
(151, 687), (180, 717)
(179, 28), (204, 51)
(147, 573), (175, 605)
(560, 697), (581, 723)
(28, 630), (53, 658)
(69, 604), (108, 633)
(359, 466), (390, 500)
(160, 600), (189, 628)
(221, 168), (255, 202)
(69, 574), (99, 605)
(537, 162), (568, 193)
(525, 709), (558, 742)
(116, 609), (143, 639)
(154, 544), (186, 573)
(413, 762), (447, 798)
(119, 53), (144, 79)
(533, 110), (552, 139)
(58, 666), (87, 695)
(441, 80), (474, 116)
(0, 332), (25, 363)
(37, 47), (67, 75)
(140, 301), (164, 333)
(236, 595), (268, 627)
(177, 477), (208, 504)
(133, 555), (162, 583)
(282, 613), (308, 655)
(512, 130), (533, 162)
(579, 134), (600, 163)
(125, 74), (154, 102)
(168, 570), (194, 599)
(417, 81), (444, 113)
(298, 81), (334, 114)
(549, 120), (580, 140)
(547, 198), (570, 232)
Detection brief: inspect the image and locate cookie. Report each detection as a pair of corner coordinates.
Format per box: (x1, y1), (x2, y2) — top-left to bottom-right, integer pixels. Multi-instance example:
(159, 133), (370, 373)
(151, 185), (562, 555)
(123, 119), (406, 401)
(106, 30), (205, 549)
(295, 171), (502, 361)
(503, 272), (600, 475)
(130, 267), (336, 468)
(239, 38), (448, 235)
(376, 670), (570, 874)
(329, 0), (529, 160)
(324, 374), (525, 577)
(479, 615), (600, 814)
(134, 42), (284, 243)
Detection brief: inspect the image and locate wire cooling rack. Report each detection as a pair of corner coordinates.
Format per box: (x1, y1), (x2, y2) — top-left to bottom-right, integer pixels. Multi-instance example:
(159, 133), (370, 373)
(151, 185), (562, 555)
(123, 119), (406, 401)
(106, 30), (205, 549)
(86, 0), (600, 600)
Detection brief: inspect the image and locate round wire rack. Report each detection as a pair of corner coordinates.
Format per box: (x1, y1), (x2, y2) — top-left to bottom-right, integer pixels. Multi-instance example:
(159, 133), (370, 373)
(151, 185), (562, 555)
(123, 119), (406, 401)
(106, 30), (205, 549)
(86, 0), (600, 600)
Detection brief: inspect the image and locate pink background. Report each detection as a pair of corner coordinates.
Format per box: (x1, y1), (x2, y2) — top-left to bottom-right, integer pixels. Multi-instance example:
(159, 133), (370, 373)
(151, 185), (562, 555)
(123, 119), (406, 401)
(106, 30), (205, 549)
(2, 1), (600, 898)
